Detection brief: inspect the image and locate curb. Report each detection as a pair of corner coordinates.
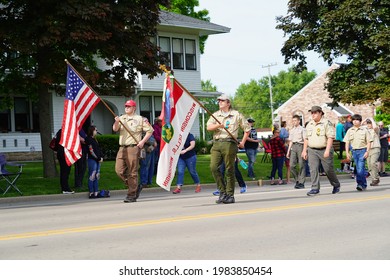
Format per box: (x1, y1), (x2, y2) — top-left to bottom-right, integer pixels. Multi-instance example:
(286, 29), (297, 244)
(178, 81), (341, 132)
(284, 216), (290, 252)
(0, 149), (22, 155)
(0, 174), (355, 204)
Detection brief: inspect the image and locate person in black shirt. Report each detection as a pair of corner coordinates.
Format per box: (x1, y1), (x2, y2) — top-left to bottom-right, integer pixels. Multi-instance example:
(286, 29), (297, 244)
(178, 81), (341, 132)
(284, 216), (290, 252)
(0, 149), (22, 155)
(378, 121), (389, 176)
(244, 118), (259, 180)
(86, 126), (104, 198)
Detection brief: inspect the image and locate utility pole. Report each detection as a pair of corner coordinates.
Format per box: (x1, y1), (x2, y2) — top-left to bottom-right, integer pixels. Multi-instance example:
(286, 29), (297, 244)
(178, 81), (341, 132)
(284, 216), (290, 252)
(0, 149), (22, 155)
(262, 63), (277, 125)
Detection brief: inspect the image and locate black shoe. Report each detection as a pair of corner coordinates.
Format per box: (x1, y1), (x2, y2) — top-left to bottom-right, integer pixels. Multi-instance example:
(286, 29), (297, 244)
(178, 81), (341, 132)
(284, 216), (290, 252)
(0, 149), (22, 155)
(89, 193), (96, 199)
(332, 186), (340, 194)
(215, 193), (226, 204)
(307, 189), (320, 196)
(135, 184), (144, 199)
(124, 196), (137, 203)
(295, 183), (305, 189)
(356, 185), (366, 191)
(223, 195), (235, 204)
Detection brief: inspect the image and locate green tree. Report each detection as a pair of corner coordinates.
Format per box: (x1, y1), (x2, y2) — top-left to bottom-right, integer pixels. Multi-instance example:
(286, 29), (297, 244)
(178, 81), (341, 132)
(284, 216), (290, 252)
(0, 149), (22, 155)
(162, 0), (210, 53)
(0, 0), (169, 177)
(199, 79), (218, 140)
(276, 0), (390, 115)
(233, 68), (316, 128)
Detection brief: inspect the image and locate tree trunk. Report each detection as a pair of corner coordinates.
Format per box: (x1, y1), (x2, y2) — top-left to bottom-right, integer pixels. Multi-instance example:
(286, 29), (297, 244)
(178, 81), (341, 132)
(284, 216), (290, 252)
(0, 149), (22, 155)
(39, 83), (58, 178)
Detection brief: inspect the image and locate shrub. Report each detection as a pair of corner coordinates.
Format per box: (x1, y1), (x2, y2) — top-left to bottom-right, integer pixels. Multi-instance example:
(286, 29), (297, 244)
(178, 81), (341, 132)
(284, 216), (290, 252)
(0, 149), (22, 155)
(96, 134), (119, 160)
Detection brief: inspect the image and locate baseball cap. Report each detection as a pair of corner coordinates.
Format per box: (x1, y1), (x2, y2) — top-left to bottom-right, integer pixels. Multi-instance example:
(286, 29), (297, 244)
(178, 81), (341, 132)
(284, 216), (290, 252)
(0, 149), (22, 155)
(125, 100), (136, 107)
(217, 94), (230, 101)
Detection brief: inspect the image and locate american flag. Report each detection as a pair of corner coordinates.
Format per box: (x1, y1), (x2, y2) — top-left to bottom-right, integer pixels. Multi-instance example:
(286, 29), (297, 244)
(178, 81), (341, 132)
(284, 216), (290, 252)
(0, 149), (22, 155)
(60, 65), (100, 166)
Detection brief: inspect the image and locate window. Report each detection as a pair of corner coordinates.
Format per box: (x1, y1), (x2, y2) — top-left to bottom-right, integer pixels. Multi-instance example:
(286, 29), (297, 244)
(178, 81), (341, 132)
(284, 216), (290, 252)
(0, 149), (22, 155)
(159, 37), (171, 67)
(139, 96), (152, 123)
(14, 97), (30, 132)
(172, 38), (184, 69)
(0, 107), (10, 132)
(154, 96), (162, 118)
(0, 97), (39, 133)
(185, 39), (196, 70)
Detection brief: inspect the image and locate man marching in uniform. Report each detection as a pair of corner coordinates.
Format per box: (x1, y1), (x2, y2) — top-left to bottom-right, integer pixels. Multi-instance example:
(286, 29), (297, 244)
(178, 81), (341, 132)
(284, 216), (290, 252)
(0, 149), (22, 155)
(207, 94), (250, 204)
(113, 100), (153, 203)
(287, 114), (306, 189)
(302, 106), (341, 196)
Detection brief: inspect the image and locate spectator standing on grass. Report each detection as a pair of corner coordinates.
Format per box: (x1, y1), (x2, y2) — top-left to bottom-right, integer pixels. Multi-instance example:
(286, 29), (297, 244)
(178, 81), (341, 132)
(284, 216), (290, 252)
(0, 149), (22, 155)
(86, 126), (104, 198)
(378, 121), (389, 176)
(269, 129), (287, 185)
(244, 118), (259, 180)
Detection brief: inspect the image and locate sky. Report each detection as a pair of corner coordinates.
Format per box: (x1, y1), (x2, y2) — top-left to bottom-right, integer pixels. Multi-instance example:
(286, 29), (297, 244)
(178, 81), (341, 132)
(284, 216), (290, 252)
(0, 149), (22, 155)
(197, 0), (332, 96)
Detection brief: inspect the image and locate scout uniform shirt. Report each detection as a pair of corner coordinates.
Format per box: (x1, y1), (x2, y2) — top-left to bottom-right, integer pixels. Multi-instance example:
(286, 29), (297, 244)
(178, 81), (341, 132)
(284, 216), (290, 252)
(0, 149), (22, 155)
(288, 125), (306, 144)
(207, 109), (250, 140)
(343, 126), (371, 149)
(305, 117), (335, 148)
(367, 128), (381, 149)
(117, 114), (154, 146)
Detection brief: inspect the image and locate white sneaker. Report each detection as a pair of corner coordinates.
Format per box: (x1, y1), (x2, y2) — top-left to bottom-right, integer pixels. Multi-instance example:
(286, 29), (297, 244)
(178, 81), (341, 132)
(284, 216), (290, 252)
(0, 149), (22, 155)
(62, 190), (75, 194)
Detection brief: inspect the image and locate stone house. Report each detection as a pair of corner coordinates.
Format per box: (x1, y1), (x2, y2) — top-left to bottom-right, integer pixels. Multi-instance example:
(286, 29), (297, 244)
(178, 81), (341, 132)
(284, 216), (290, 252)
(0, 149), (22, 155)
(274, 64), (376, 129)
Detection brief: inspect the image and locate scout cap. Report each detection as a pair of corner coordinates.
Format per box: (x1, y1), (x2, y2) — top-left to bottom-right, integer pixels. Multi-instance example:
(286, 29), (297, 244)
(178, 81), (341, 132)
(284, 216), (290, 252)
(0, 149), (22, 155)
(247, 118), (255, 123)
(125, 100), (136, 107)
(308, 105), (323, 113)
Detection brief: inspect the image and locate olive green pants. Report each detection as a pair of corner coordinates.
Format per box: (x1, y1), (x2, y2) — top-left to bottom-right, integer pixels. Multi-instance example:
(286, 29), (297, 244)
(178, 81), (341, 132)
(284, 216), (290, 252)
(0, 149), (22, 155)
(210, 141), (238, 196)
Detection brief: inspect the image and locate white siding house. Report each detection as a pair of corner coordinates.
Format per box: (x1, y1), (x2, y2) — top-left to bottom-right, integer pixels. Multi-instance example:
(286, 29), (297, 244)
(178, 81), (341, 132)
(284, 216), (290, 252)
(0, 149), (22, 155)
(0, 11), (230, 155)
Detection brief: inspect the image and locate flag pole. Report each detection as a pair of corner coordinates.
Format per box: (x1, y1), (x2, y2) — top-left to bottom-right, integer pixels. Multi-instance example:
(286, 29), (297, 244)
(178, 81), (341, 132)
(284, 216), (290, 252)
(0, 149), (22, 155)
(159, 65), (239, 143)
(64, 59), (140, 144)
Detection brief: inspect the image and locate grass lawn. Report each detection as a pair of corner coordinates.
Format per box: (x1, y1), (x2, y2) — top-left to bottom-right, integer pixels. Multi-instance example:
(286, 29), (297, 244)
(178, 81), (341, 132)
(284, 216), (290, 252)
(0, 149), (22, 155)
(1, 153), (344, 197)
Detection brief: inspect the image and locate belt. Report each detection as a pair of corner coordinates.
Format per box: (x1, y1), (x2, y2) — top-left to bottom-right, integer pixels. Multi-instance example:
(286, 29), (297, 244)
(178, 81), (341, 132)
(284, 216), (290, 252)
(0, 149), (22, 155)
(310, 147), (326, 150)
(120, 144), (137, 148)
(293, 142), (303, 145)
(214, 138), (236, 143)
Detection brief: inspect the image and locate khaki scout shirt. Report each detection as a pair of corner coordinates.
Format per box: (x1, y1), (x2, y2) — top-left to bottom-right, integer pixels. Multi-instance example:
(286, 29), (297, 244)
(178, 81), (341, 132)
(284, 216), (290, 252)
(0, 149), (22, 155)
(305, 117), (335, 148)
(367, 128), (381, 149)
(118, 114), (154, 146)
(343, 126), (371, 150)
(207, 109), (250, 140)
(288, 125), (306, 144)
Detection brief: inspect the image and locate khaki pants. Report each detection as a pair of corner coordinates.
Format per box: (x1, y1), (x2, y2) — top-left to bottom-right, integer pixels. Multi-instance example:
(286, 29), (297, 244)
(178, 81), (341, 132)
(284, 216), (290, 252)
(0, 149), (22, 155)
(367, 147), (380, 181)
(210, 141), (237, 196)
(290, 143), (306, 184)
(308, 147), (340, 190)
(115, 146), (139, 198)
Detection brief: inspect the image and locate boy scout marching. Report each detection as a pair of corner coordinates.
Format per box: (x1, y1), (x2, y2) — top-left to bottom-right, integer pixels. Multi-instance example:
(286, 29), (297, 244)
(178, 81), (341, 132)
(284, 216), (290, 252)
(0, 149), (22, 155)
(302, 106), (341, 196)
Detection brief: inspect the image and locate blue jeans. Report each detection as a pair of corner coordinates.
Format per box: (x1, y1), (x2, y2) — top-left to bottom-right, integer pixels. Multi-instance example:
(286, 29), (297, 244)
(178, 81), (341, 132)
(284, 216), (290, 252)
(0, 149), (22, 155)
(140, 151), (153, 185)
(271, 157), (285, 180)
(87, 158), (100, 193)
(147, 150), (155, 185)
(245, 148), (257, 178)
(352, 148), (367, 187)
(176, 155), (200, 186)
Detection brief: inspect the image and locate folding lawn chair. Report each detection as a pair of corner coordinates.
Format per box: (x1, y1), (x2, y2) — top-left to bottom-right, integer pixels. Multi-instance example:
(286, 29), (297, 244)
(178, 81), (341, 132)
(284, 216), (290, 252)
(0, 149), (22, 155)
(0, 154), (24, 196)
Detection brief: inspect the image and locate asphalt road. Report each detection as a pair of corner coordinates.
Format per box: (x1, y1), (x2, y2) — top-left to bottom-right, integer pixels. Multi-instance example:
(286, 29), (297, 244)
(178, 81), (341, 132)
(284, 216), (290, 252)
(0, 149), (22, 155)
(1, 175), (389, 260)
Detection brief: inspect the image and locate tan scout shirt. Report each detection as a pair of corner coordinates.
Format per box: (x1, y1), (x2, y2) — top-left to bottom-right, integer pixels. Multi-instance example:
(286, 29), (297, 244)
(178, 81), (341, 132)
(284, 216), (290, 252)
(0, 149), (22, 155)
(118, 114), (154, 146)
(343, 126), (372, 149)
(288, 125), (306, 144)
(305, 117), (335, 148)
(367, 128), (381, 149)
(207, 109), (250, 140)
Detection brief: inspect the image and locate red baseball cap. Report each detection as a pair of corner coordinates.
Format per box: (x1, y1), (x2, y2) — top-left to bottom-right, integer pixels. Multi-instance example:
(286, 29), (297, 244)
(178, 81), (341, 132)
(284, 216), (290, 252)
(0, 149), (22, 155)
(125, 100), (136, 107)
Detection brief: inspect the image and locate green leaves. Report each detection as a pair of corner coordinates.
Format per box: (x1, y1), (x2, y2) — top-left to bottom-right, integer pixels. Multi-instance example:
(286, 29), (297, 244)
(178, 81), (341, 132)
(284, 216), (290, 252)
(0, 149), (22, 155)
(276, 0), (390, 116)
